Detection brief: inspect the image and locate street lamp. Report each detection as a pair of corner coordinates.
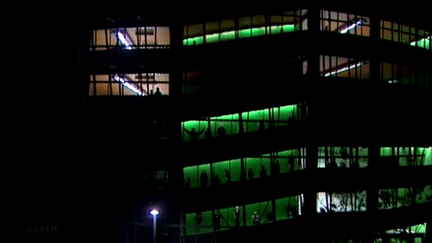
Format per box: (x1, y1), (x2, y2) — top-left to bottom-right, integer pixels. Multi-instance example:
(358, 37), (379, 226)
(150, 209), (159, 243)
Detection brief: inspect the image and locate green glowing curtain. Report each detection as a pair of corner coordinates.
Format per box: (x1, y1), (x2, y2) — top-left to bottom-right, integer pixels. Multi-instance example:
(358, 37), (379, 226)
(183, 24), (297, 46)
(181, 105), (297, 142)
(275, 196), (299, 221)
(185, 196), (300, 235)
(183, 149), (301, 188)
(425, 148), (432, 165)
(380, 147), (431, 166)
(212, 159), (242, 183)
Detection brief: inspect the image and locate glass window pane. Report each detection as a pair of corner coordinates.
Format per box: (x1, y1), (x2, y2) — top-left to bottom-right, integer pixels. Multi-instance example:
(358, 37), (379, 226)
(245, 158), (260, 180)
(183, 166), (198, 188)
(206, 21), (219, 34)
(198, 164), (211, 187)
(230, 159), (242, 182)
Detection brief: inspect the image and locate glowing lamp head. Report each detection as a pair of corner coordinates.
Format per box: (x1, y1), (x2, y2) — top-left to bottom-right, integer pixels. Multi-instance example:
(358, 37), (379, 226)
(150, 209), (159, 217)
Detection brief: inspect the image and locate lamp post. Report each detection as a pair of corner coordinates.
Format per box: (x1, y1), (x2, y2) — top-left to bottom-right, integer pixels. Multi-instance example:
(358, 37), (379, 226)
(150, 209), (159, 243)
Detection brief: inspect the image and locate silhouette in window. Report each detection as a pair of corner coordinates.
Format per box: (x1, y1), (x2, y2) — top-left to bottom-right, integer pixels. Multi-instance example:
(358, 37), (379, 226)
(154, 87), (162, 96)
(195, 212), (203, 232)
(252, 211), (260, 225)
(214, 211), (221, 230)
(200, 171), (209, 187)
(289, 157), (295, 172)
(286, 205), (299, 218)
(266, 211), (274, 222)
(233, 206), (241, 227)
(272, 160), (281, 175)
(225, 169), (232, 183)
(248, 168), (254, 179)
(217, 124), (226, 137)
(184, 128), (205, 141)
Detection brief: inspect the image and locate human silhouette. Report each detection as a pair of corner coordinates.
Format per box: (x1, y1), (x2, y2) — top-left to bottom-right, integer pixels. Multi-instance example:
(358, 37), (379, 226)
(154, 87), (162, 96)
(260, 166), (267, 178)
(288, 157), (295, 172)
(266, 211), (274, 222)
(273, 160), (281, 174)
(184, 128), (205, 141)
(214, 211), (221, 230)
(217, 124), (226, 137)
(248, 168), (254, 179)
(225, 169), (232, 183)
(286, 205), (299, 218)
(252, 211), (259, 225)
(200, 171), (209, 187)
(233, 206), (241, 227)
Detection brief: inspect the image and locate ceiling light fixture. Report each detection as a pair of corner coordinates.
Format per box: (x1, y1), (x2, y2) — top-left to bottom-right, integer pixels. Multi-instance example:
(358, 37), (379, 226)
(324, 61), (365, 77)
(113, 75), (143, 95)
(340, 19), (364, 34)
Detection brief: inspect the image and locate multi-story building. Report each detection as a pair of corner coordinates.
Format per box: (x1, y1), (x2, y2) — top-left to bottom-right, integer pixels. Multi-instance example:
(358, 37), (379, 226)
(22, 4), (431, 243)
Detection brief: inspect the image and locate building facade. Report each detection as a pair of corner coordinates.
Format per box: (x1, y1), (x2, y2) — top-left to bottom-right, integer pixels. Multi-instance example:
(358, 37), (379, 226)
(23, 4), (431, 243)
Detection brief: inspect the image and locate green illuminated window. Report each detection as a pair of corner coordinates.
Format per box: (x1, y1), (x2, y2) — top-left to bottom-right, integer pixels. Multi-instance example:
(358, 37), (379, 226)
(380, 147), (431, 166)
(185, 210), (214, 235)
(380, 20), (431, 51)
(386, 223), (427, 234)
(276, 196), (302, 221)
(183, 149), (305, 189)
(183, 24), (298, 46)
(411, 36), (431, 49)
(378, 186), (432, 210)
(185, 194), (302, 236)
(318, 147), (368, 168)
(181, 104), (299, 142)
(212, 159), (241, 184)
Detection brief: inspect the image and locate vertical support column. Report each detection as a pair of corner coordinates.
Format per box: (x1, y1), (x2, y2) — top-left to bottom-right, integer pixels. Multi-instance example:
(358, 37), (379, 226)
(369, 16), (381, 83)
(169, 22), (184, 143)
(367, 146), (380, 213)
(426, 221), (431, 243)
(306, 7), (321, 79)
(303, 145), (318, 217)
(302, 7), (321, 220)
